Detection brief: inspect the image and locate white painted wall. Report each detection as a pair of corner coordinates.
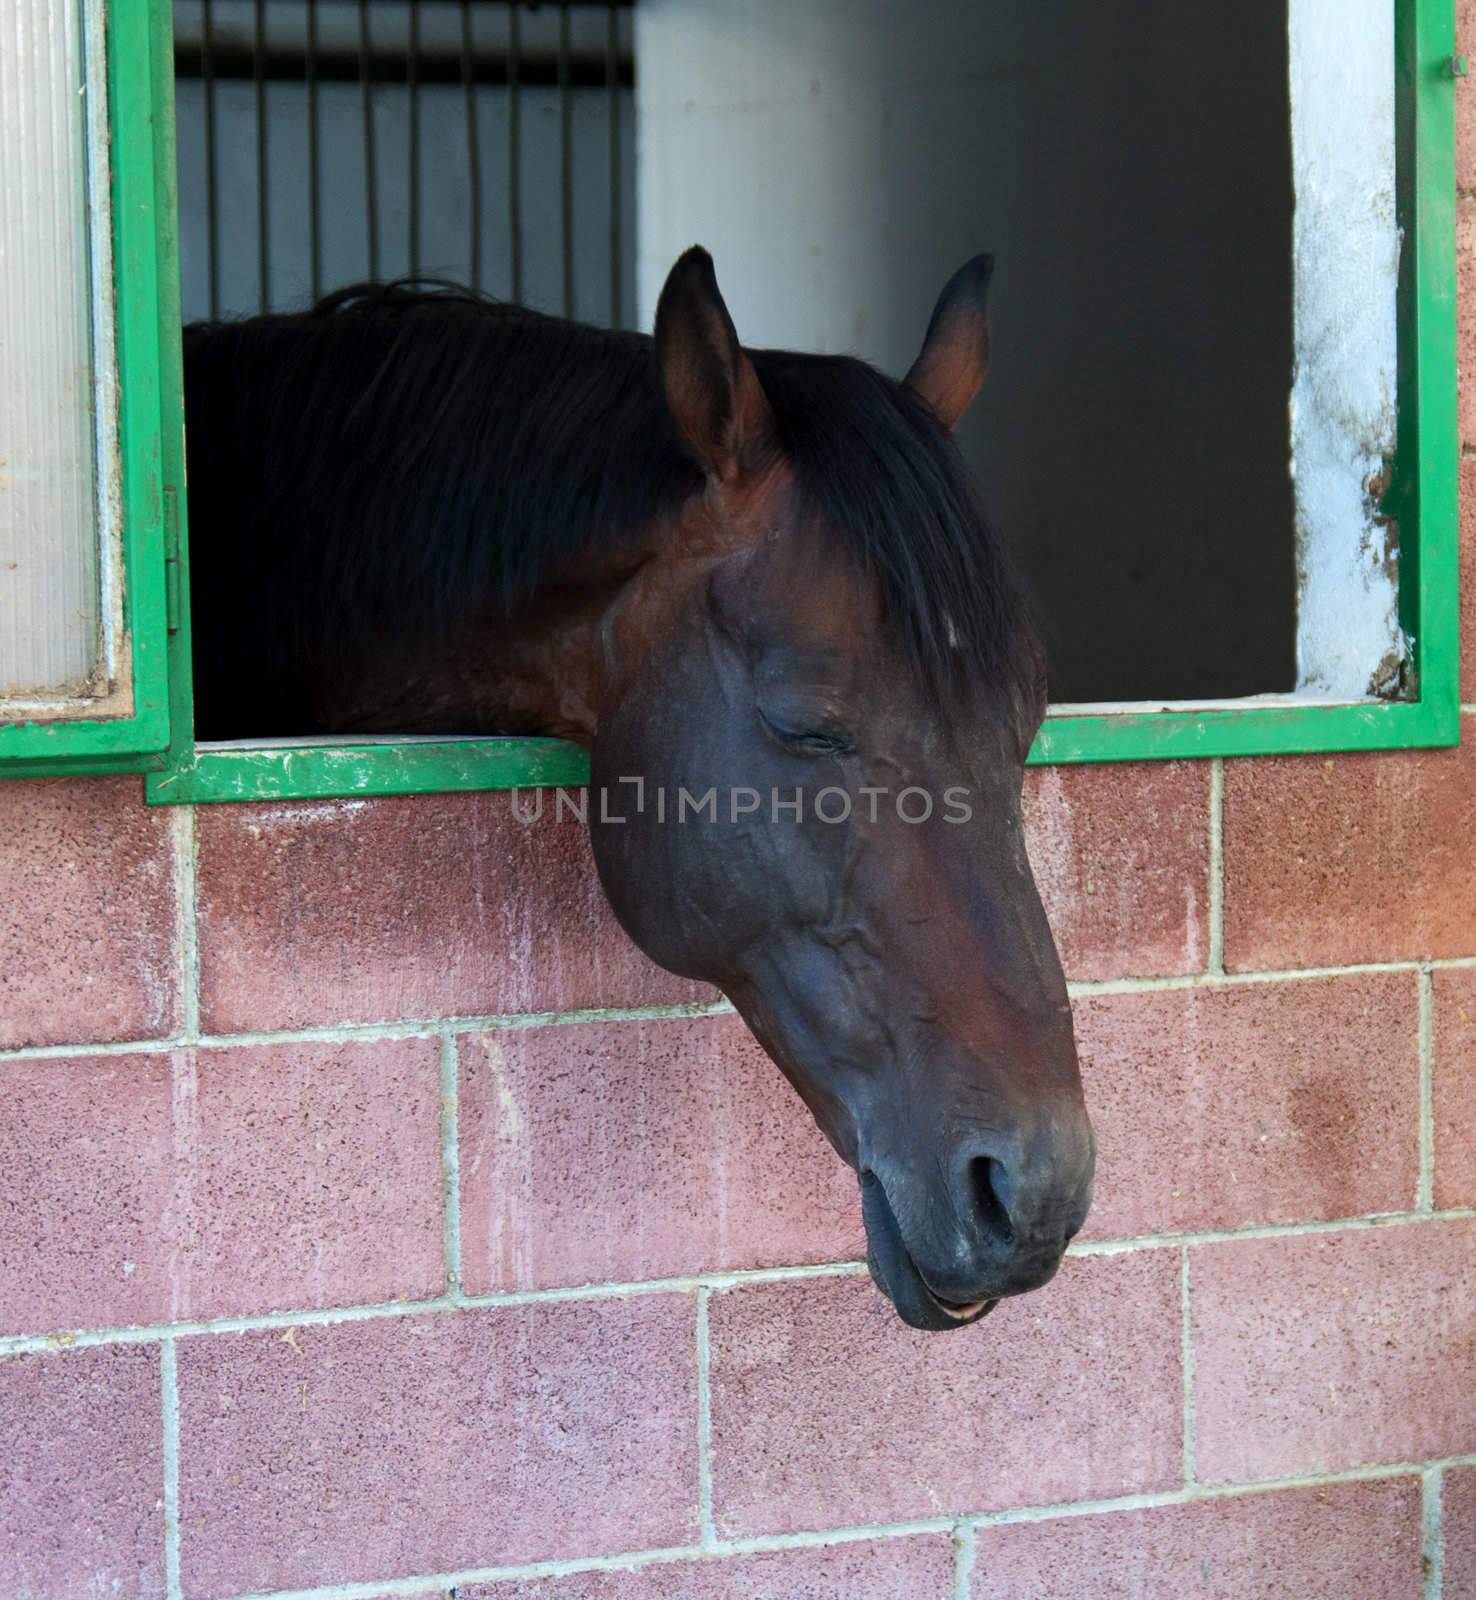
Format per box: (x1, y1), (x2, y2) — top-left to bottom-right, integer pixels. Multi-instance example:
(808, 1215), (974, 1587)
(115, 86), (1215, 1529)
(1287, 0), (1403, 698)
(635, 1), (987, 374)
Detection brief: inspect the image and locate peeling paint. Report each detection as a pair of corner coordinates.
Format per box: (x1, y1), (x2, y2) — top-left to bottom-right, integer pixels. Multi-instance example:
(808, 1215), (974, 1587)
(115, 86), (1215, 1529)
(257, 800), (371, 826)
(1288, 0), (1406, 700)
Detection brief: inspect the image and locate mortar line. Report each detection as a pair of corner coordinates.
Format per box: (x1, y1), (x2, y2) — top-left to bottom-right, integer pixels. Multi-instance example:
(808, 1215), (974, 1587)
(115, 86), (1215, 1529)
(1067, 957), (1476, 998)
(190, 997), (737, 1049)
(1206, 757), (1225, 976)
(1180, 1245), (1197, 1486)
(0, 1262), (870, 1357)
(173, 1453), (1476, 1600)
(1067, 1207), (1476, 1254)
(0, 998), (738, 1063)
(1418, 967), (1437, 1214)
(160, 1334), (183, 1600)
(0, 1034), (194, 1064)
(952, 1518), (977, 1600)
(14, 959), (1476, 1064)
(964, 1453), (1476, 1530)
(171, 805), (201, 1042)
(7, 1211), (1476, 1358)
(199, 1522), (956, 1600)
(695, 1286), (718, 1549)
(1423, 1465), (1444, 1600)
(438, 1033), (463, 1296)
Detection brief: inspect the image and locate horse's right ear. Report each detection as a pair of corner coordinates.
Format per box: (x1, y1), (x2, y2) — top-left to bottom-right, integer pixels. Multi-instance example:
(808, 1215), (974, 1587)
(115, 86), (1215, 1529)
(654, 246), (774, 485)
(904, 254), (994, 430)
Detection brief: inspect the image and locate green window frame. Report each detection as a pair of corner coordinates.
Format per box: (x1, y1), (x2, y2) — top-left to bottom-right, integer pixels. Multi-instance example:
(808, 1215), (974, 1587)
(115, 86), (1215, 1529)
(0, 0), (1460, 799)
(0, 0), (176, 777)
(1033, 0), (1462, 765)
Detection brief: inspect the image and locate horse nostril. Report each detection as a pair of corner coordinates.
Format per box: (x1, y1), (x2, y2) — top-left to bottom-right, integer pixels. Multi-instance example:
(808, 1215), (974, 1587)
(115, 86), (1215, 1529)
(968, 1155), (1016, 1247)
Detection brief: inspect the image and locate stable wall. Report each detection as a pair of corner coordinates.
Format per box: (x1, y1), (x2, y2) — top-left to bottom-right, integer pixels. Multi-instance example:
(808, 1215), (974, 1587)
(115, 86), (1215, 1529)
(6, 45), (1476, 1600)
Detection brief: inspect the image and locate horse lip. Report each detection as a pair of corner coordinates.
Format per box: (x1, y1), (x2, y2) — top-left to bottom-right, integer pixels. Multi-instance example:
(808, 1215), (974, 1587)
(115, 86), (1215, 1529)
(930, 1292), (993, 1321)
(859, 1169), (997, 1332)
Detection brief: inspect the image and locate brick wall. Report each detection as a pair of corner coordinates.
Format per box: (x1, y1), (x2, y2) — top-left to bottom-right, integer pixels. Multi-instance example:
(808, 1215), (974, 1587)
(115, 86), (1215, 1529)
(4, 90), (1476, 1600)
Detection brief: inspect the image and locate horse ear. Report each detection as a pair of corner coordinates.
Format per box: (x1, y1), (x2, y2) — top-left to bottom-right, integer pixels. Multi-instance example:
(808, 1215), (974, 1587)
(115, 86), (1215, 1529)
(654, 246), (774, 484)
(904, 254), (994, 430)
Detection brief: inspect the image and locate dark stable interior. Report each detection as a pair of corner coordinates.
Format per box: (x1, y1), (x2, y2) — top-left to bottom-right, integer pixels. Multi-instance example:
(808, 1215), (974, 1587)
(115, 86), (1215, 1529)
(951, 2), (1297, 702)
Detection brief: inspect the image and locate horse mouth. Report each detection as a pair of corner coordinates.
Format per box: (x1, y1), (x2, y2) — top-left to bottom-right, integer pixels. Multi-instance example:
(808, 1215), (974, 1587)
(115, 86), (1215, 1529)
(859, 1170), (998, 1332)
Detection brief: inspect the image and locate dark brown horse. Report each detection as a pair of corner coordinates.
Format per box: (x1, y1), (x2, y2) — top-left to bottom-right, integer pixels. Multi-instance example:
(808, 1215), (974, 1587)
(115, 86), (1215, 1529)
(184, 249), (1094, 1329)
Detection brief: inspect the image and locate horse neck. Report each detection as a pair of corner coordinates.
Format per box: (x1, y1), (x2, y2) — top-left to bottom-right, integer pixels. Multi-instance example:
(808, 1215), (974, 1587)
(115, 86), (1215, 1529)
(309, 551), (656, 743)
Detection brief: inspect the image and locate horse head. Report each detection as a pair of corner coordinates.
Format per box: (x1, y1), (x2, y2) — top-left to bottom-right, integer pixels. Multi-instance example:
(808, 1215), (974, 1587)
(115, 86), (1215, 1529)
(588, 249), (1094, 1329)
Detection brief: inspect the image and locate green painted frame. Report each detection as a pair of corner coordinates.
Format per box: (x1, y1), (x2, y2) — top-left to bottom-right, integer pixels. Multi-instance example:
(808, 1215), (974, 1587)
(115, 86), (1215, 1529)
(1031, 0), (1462, 764)
(0, 0), (176, 776)
(137, 0), (1458, 802)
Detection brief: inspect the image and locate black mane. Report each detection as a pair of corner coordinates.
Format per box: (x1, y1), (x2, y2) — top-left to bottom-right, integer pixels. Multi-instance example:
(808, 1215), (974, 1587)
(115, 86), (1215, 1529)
(184, 280), (1035, 736)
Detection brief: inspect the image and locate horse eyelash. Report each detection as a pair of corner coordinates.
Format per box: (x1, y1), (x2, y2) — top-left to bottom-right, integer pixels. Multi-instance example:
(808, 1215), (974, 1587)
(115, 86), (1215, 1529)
(757, 709), (854, 757)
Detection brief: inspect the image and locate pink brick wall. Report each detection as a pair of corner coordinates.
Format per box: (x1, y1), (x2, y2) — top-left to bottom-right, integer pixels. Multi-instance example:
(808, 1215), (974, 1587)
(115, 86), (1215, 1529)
(4, 68), (1476, 1600)
(7, 758), (1473, 1600)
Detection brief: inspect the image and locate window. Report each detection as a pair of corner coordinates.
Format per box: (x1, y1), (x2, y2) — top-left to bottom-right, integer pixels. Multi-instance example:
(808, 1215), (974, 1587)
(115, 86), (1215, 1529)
(150, 0), (626, 801)
(0, 0), (1460, 799)
(635, 0), (1462, 767)
(0, 0), (177, 776)
(1033, 0), (1460, 762)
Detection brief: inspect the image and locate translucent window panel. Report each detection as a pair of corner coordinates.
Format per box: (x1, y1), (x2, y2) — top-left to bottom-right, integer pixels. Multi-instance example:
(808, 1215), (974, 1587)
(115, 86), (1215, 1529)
(0, 0), (121, 715)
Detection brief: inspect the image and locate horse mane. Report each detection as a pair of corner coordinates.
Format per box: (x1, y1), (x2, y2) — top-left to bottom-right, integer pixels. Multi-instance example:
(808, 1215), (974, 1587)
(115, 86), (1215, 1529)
(184, 279), (1038, 731)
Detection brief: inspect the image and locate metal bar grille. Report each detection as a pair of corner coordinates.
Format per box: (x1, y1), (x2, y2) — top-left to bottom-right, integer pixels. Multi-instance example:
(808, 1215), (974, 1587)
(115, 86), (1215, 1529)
(606, 0), (619, 328)
(200, 0), (220, 318)
(558, 1), (572, 317)
(357, 0), (379, 281)
(507, 0), (521, 304)
(407, 0), (420, 276)
(174, 0), (633, 326)
(254, 0), (269, 307)
(460, 0), (480, 291)
(305, 0), (321, 299)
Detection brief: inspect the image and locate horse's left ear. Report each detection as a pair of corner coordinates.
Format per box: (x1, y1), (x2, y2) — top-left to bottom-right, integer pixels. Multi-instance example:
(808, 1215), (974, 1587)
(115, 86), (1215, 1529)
(904, 254), (994, 430)
(654, 246), (774, 485)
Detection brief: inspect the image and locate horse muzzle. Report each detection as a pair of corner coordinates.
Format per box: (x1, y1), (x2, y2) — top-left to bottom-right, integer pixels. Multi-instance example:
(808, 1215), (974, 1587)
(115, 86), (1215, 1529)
(858, 1132), (1093, 1331)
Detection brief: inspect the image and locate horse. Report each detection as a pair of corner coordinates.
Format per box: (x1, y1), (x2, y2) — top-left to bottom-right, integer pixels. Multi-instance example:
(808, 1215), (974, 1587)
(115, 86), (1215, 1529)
(183, 248), (1095, 1330)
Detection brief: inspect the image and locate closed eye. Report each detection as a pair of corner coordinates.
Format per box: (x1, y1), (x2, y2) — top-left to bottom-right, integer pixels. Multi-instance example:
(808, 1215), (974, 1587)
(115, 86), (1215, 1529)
(757, 708), (855, 757)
